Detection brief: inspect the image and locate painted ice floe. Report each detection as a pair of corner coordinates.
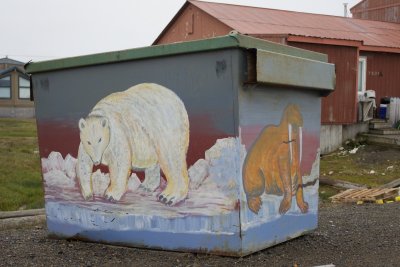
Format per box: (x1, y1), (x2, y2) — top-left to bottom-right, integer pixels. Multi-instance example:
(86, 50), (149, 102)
(240, 150), (320, 231)
(41, 137), (244, 219)
(42, 151), (140, 194)
(42, 152), (76, 188)
(188, 159), (209, 190)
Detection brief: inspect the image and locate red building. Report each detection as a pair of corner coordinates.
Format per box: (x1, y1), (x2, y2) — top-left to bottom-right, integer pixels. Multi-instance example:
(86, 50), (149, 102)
(351, 0), (400, 23)
(154, 0), (400, 153)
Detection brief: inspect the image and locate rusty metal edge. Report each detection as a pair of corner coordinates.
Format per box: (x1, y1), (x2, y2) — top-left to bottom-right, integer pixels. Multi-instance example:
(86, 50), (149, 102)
(25, 34), (327, 74)
(256, 49), (335, 91)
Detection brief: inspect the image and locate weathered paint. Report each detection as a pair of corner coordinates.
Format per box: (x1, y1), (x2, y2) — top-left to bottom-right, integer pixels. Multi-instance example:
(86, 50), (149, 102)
(76, 83), (190, 205)
(154, 2), (233, 45)
(289, 42), (359, 125)
(29, 35), (333, 256)
(238, 83), (321, 249)
(32, 49), (238, 165)
(155, 1), (400, 53)
(26, 34), (327, 74)
(320, 124), (343, 155)
(361, 51), (400, 102)
(351, 0), (400, 23)
(256, 50), (335, 91)
(243, 104), (309, 215)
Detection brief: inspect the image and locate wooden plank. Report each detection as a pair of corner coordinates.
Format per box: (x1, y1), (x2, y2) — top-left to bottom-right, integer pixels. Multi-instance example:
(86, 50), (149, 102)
(330, 187), (400, 203)
(368, 189), (392, 197)
(382, 191), (399, 200)
(0, 208), (45, 219)
(375, 189), (398, 198)
(320, 176), (368, 190)
(335, 189), (365, 200)
(345, 189), (371, 198)
(363, 192), (397, 201)
(360, 189), (398, 201)
(332, 190), (366, 202)
(330, 189), (354, 199)
(330, 189), (356, 200)
(378, 178), (400, 189)
(357, 188), (385, 198)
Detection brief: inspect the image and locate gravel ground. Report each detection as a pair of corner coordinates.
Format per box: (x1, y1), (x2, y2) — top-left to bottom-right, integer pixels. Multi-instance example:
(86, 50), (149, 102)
(0, 203), (399, 267)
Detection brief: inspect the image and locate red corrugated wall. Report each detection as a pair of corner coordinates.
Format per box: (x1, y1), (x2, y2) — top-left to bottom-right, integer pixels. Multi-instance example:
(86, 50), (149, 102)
(155, 4), (232, 45)
(155, 3), (360, 125)
(289, 42), (359, 124)
(361, 51), (400, 103)
(351, 0), (400, 23)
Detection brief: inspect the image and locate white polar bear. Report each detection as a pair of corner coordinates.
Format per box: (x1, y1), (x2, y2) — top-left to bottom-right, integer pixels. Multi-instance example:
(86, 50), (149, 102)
(76, 83), (190, 206)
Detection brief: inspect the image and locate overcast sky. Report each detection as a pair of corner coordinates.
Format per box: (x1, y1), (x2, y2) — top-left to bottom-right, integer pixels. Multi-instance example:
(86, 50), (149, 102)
(1, 0), (360, 63)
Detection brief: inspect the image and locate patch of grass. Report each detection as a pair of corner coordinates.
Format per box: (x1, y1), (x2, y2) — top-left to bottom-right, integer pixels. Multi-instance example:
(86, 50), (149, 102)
(0, 118), (43, 211)
(0, 118), (38, 137)
(320, 143), (400, 188)
(319, 184), (340, 202)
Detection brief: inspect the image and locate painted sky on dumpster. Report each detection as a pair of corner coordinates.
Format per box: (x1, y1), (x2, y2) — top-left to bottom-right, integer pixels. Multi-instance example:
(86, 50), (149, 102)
(2, 0), (360, 63)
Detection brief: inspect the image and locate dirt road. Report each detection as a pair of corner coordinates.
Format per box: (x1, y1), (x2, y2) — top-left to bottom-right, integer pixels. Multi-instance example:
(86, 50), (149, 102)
(1, 203), (399, 267)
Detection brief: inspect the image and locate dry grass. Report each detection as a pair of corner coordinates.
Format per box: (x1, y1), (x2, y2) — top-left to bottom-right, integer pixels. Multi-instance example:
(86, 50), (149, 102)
(319, 141), (400, 201)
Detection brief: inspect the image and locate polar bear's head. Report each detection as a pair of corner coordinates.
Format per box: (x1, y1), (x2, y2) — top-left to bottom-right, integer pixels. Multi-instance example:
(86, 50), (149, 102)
(78, 116), (110, 166)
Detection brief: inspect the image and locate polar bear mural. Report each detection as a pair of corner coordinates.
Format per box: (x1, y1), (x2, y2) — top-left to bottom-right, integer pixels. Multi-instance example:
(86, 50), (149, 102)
(76, 83), (190, 206)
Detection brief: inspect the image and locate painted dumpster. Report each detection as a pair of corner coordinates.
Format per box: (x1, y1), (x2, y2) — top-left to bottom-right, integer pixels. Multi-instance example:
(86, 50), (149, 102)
(26, 33), (335, 256)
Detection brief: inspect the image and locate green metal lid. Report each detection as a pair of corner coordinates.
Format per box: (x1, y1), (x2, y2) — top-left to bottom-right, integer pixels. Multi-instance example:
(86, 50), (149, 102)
(25, 33), (327, 74)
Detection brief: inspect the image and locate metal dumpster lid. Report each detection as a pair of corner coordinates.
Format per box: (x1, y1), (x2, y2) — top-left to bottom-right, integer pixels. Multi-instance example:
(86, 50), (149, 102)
(25, 33), (328, 74)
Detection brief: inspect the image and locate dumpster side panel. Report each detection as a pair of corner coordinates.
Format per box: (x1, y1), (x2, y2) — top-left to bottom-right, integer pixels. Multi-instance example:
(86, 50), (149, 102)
(32, 50), (239, 166)
(238, 84), (321, 253)
(32, 50), (244, 254)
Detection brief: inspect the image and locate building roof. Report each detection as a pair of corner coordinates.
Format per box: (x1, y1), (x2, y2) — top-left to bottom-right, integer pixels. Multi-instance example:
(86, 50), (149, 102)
(0, 66), (27, 77)
(0, 57), (24, 65)
(26, 33), (327, 74)
(26, 33), (334, 94)
(187, 0), (400, 52)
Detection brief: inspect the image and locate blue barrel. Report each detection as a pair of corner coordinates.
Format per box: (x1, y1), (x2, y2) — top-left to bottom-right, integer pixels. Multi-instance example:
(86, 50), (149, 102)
(379, 104), (387, 119)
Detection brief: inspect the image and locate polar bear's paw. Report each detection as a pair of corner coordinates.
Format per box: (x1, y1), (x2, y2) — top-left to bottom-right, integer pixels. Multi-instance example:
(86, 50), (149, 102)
(79, 184), (94, 201)
(81, 190), (94, 201)
(158, 190), (187, 206)
(139, 177), (160, 192)
(104, 187), (125, 202)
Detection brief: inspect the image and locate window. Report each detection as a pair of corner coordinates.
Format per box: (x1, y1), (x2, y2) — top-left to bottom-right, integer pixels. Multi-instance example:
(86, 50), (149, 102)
(19, 76), (30, 99)
(0, 76), (11, 99)
(358, 57), (367, 95)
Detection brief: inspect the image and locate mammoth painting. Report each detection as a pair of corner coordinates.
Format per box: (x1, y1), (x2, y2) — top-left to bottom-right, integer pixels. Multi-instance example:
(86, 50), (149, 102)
(242, 104), (308, 215)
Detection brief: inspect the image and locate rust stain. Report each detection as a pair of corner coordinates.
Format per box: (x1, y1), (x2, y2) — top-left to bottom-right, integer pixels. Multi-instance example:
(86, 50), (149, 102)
(289, 42), (358, 124)
(188, 0), (400, 50)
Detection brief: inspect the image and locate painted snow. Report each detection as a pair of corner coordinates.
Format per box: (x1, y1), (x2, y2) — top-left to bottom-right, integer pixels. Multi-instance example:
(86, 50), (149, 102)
(42, 137), (243, 233)
(240, 150), (320, 231)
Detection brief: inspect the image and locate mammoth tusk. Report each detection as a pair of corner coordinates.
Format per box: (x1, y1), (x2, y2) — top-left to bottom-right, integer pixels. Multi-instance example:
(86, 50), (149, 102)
(299, 126), (303, 163)
(288, 123), (293, 162)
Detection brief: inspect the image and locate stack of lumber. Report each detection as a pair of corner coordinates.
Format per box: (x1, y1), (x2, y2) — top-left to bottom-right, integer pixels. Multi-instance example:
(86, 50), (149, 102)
(330, 188), (399, 203)
(328, 177), (400, 203)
